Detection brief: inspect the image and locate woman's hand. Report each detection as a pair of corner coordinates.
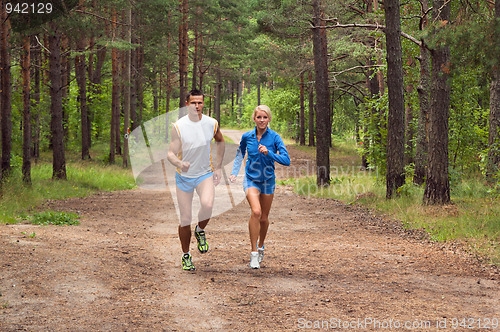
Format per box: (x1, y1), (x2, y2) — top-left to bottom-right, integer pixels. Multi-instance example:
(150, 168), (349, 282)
(229, 174), (237, 183)
(258, 144), (268, 155)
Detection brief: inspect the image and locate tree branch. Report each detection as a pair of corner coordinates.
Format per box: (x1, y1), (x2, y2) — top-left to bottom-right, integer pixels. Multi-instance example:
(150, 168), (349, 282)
(330, 64), (384, 78)
(314, 22), (422, 47)
(74, 9), (129, 26)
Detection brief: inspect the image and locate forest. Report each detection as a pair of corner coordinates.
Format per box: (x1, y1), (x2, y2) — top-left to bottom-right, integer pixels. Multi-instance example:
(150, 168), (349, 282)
(0, 0), (499, 213)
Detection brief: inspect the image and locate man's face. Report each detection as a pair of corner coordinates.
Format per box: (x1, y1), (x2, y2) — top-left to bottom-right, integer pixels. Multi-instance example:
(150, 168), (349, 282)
(186, 95), (204, 118)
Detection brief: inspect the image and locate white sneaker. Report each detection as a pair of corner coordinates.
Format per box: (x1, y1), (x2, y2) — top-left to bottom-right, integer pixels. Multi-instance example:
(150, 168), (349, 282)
(257, 247), (265, 263)
(249, 251), (260, 269)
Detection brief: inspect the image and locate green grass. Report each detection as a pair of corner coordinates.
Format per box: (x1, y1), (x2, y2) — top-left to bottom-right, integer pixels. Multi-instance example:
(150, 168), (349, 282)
(283, 141), (500, 265)
(24, 210), (80, 226)
(0, 148), (136, 224)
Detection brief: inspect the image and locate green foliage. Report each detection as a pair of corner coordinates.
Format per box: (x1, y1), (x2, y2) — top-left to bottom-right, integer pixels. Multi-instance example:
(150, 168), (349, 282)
(26, 211), (80, 226)
(0, 159), (135, 224)
(221, 84), (304, 138)
(359, 92), (389, 175)
(449, 70), (489, 175)
(288, 141), (500, 264)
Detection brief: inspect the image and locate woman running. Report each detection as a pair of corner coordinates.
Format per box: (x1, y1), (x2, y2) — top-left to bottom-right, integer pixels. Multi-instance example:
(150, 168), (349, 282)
(229, 105), (290, 269)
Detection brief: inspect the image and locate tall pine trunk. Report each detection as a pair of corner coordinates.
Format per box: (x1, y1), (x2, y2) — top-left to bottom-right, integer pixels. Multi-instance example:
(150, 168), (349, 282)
(308, 71), (315, 147)
(31, 35), (41, 161)
(178, 0), (189, 110)
(215, 69), (222, 124)
(123, 5), (131, 168)
(61, 36), (70, 142)
(0, 5), (12, 180)
(312, 0), (330, 186)
(90, 41), (106, 141)
(414, 0), (430, 185)
(22, 35), (31, 184)
(76, 37), (91, 160)
(424, 0), (451, 205)
(299, 72), (306, 146)
(48, 25), (67, 180)
(110, 10), (119, 164)
(486, 0), (500, 182)
(385, 0), (406, 198)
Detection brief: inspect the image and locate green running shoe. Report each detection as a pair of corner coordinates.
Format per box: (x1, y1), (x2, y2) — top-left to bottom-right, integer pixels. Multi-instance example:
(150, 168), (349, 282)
(194, 228), (209, 253)
(182, 253), (195, 271)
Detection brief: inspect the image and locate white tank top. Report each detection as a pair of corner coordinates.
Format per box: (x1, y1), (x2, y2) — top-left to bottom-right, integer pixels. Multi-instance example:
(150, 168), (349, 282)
(173, 114), (218, 178)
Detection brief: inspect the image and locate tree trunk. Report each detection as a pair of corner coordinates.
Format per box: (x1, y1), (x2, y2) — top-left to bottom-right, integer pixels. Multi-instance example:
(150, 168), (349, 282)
(414, 0), (430, 185)
(308, 71), (315, 147)
(48, 25), (67, 180)
(257, 78), (261, 106)
(90, 41), (106, 141)
(31, 35), (41, 161)
(424, 0), (451, 205)
(385, 0), (406, 199)
(312, 0), (330, 186)
(178, 0), (189, 110)
(22, 35), (31, 184)
(299, 72), (306, 145)
(61, 36), (70, 142)
(76, 37), (91, 160)
(486, 0), (500, 182)
(0, 5), (12, 180)
(215, 69), (222, 124)
(191, 12), (199, 90)
(165, 13), (172, 114)
(405, 95), (415, 166)
(109, 11), (119, 164)
(130, 41), (138, 131)
(123, 4), (131, 168)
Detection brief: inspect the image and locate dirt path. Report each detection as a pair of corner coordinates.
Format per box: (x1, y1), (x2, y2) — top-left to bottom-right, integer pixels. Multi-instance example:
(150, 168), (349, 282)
(1, 131), (499, 331)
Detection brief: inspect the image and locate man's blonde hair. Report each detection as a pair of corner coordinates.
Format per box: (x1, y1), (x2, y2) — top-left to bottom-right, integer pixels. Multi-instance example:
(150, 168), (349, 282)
(253, 105), (272, 121)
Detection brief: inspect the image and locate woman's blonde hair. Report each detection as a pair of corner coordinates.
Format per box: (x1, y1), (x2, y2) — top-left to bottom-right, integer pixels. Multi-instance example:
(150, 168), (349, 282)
(252, 105), (272, 121)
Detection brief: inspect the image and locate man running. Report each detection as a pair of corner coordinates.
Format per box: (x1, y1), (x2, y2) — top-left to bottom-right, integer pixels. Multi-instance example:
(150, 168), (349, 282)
(167, 89), (225, 271)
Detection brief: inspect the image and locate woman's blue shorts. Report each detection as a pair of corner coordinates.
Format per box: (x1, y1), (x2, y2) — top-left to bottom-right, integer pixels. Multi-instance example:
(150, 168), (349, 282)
(243, 175), (275, 195)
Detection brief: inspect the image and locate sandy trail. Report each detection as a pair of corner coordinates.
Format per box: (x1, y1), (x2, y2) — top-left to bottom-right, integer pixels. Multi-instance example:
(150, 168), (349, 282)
(0, 130), (498, 331)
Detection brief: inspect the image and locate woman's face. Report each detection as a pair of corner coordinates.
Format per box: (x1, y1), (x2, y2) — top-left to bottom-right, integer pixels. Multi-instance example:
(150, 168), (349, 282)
(254, 110), (270, 131)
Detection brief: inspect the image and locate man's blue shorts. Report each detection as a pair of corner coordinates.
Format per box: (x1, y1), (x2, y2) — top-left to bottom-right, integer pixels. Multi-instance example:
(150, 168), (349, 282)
(175, 172), (213, 193)
(243, 175), (275, 195)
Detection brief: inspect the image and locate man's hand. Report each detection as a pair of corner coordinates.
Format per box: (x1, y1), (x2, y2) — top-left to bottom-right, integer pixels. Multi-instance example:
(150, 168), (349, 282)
(213, 169), (222, 186)
(180, 161), (190, 172)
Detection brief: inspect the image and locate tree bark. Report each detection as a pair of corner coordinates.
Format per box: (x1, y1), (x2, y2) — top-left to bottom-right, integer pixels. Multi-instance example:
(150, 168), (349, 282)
(123, 4), (131, 168)
(414, 0), (430, 185)
(308, 71), (315, 147)
(178, 0), (189, 111)
(31, 35), (41, 161)
(486, 0), (500, 182)
(110, 10), (119, 164)
(89, 39), (106, 141)
(405, 95), (414, 166)
(1, 5), (12, 180)
(424, 0), (451, 205)
(299, 72), (306, 145)
(61, 36), (70, 142)
(385, 0), (406, 198)
(76, 37), (91, 160)
(215, 69), (222, 124)
(22, 35), (31, 184)
(165, 12), (172, 114)
(191, 10), (199, 90)
(312, 0), (330, 186)
(48, 24), (67, 180)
